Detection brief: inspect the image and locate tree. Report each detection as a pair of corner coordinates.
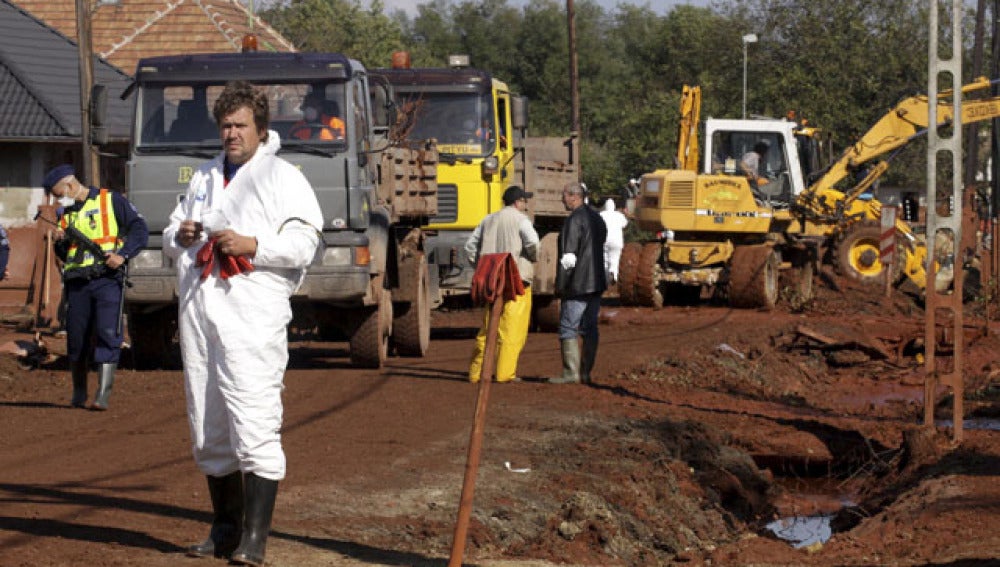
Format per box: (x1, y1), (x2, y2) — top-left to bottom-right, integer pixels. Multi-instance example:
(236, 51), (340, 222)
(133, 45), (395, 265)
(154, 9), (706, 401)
(261, 0), (404, 67)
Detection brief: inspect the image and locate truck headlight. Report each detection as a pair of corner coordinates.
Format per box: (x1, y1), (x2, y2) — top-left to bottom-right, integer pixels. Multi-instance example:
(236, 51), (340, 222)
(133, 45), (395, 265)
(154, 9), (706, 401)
(482, 156), (499, 176)
(322, 247), (353, 266)
(131, 249), (162, 269)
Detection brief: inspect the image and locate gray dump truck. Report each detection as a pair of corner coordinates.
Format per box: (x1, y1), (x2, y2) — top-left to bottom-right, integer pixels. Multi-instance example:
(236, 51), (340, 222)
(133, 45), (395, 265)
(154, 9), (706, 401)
(117, 50), (438, 369)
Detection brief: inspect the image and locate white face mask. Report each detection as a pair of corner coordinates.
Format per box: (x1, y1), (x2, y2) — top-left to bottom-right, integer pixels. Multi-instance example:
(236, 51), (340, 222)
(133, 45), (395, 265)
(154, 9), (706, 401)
(304, 107), (318, 122)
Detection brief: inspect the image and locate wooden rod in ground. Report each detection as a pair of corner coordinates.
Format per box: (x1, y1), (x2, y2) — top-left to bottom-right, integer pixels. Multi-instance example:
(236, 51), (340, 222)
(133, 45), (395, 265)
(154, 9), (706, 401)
(448, 295), (505, 567)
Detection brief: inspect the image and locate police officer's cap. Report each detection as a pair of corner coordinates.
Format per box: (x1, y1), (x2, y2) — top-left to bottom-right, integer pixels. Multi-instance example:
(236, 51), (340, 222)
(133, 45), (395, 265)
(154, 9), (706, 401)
(43, 164), (75, 194)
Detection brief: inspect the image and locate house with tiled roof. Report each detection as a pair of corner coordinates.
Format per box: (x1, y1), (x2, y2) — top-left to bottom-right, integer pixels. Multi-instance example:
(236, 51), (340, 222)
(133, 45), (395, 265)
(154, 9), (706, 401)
(0, 0), (133, 222)
(0, 0), (295, 214)
(11, 0), (295, 76)
(0, 0), (296, 323)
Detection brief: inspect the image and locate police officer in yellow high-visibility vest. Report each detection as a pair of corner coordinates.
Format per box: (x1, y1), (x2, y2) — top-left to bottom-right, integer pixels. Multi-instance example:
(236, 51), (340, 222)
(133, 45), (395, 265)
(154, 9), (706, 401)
(42, 165), (149, 410)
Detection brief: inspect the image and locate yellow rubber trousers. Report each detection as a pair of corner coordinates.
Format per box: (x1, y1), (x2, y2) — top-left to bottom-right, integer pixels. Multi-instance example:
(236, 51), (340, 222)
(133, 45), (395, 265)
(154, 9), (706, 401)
(468, 287), (532, 382)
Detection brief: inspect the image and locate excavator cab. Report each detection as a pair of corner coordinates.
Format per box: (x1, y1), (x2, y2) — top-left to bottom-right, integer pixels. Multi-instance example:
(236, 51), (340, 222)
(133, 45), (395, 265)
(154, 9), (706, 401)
(708, 127), (795, 205)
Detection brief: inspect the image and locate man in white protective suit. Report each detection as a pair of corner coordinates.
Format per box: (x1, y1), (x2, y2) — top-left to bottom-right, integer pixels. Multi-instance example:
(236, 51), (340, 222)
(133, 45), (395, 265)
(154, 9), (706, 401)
(599, 198), (628, 284)
(163, 80), (323, 567)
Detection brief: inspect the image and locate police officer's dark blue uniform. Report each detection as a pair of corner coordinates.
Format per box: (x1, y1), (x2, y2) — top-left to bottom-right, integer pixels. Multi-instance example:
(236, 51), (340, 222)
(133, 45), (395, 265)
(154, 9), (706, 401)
(43, 164), (148, 410)
(0, 224), (10, 280)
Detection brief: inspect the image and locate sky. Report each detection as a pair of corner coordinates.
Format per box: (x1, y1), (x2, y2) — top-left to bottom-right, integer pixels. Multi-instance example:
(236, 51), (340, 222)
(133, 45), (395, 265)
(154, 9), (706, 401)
(379, 0), (711, 18)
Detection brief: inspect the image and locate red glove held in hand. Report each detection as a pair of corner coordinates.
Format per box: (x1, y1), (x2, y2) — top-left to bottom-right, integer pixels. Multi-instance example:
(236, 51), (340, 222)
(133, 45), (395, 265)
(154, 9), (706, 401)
(195, 237), (255, 280)
(196, 238), (216, 280)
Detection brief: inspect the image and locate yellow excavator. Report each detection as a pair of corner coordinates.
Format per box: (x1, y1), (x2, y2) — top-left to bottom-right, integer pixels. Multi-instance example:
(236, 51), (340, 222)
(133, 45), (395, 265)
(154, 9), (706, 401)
(619, 77), (1000, 309)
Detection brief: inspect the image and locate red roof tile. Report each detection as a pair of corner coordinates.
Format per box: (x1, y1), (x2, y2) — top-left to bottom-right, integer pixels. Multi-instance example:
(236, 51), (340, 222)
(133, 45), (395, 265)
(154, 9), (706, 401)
(11, 0), (295, 74)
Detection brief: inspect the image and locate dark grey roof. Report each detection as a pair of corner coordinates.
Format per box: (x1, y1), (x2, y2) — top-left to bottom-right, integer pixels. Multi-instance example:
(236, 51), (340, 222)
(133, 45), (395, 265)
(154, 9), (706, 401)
(0, 0), (132, 141)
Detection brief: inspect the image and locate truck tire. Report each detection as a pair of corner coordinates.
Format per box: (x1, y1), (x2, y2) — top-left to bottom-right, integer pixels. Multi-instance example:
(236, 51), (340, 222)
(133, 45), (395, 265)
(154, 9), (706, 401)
(350, 292), (393, 369)
(780, 250), (814, 303)
(392, 254), (431, 357)
(126, 306), (178, 370)
(836, 221), (883, 282)
(617, 242), (642, 306)
(636, 242), (665, 308)
(728, 245), (778, 309)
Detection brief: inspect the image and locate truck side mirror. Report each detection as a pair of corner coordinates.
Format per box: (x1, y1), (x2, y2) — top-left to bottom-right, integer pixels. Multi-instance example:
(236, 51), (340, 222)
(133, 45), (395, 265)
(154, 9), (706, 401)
(91, 84), (109, 145)
(372, 84), (392, 129)
(512, 96), (528, 130)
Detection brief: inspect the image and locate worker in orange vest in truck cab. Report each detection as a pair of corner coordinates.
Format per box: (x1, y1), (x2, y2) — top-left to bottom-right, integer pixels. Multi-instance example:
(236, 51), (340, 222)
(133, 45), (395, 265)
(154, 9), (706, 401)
(290, 91), (345, 141)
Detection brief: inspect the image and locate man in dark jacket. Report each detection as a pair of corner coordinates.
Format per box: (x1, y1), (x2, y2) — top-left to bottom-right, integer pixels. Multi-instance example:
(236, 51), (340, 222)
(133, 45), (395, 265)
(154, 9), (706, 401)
(549, 181), (607, 384)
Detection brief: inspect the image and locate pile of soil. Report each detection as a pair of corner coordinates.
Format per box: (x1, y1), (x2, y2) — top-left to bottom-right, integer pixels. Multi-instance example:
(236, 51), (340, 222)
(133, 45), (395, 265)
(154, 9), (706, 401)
(2, 270), (1000, 566)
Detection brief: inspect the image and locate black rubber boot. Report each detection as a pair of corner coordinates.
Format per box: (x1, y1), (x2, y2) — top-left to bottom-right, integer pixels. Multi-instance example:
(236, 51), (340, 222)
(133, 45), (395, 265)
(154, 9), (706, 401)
(231, 473), (279, 567)
(186, 471), (244, 558)
(90, 363), (116, 411)
(580, 337), (598, 385)
(548, 339), (581, 384)
(70, 359), (88, 408)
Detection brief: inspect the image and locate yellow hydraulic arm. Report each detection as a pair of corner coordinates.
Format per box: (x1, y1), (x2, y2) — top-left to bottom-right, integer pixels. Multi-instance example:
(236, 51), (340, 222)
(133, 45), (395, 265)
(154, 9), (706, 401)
(809, 76), (1000, 194)
(676, 85), (701, 172)
(797, 77), (1000, 292)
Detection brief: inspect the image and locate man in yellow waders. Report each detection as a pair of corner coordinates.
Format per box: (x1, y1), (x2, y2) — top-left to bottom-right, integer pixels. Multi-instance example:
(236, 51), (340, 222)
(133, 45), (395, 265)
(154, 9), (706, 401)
(465, 186), (540, 382)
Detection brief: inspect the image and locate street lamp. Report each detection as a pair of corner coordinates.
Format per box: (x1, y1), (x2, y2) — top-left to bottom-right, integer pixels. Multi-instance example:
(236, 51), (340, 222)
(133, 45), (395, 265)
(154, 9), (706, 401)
(742, 33), (758, 119)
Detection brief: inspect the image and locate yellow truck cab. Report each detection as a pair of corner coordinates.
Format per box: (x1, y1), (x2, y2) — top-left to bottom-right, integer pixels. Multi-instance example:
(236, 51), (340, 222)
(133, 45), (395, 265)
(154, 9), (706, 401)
(373, 56), (517, 302)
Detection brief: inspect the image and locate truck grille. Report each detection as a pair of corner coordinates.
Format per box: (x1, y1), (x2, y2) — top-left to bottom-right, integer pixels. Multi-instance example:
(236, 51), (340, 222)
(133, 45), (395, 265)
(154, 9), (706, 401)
(666, 179), (695, 207)
(431, 184), (458, 223)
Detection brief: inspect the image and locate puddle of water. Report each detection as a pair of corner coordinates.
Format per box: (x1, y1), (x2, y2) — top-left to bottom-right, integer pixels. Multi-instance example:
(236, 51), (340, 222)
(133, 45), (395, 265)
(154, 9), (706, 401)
(766, 514), (833, 548)
(935, 418), (1000, 431)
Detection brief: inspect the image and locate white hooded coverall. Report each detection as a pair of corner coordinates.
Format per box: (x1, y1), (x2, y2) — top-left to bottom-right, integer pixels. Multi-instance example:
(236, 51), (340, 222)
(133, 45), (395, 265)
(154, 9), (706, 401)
(599, 199), (628, 282)
(163, 131), (322, 481)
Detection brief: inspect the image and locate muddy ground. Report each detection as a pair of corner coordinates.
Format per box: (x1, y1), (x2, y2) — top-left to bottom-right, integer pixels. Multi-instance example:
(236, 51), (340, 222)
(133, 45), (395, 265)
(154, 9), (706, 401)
(2, 268), (1000, 566)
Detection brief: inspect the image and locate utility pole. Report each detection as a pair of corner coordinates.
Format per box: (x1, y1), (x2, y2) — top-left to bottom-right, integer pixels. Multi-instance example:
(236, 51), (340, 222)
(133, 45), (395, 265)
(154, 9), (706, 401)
(993, 0), (1000, 220)
(964, 0), (988, 187)
(75, 0), (100, 187)
(567, 0), (580, 180)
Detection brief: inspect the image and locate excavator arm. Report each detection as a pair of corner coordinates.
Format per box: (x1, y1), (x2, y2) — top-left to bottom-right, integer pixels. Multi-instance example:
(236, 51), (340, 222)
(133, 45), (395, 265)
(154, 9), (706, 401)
(676, 85), (701, 172)
(810, 76), (1000, 194)
(797, 77), (1000, 292)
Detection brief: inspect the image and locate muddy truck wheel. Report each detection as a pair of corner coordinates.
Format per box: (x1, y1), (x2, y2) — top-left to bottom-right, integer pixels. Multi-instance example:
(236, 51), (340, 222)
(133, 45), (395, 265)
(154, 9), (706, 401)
(836, 221), (883, 282)
(617, 242), (643, 306)
(780, 249), (815, 303)
(636, 242), (665, 308)
(392, 253), (431, 357)
(728, 245), (778, 309)
(125, 306), (179, 370)
(350, 292), (393, 369)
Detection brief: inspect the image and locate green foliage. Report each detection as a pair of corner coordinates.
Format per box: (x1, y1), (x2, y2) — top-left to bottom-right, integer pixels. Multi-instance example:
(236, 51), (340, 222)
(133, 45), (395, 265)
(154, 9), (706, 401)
(261, 0), (993, 198)
(260, 0), (405, 66)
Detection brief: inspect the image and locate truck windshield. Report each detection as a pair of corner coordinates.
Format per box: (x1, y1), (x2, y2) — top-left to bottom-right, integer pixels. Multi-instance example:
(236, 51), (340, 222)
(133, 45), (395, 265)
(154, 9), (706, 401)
(134, 82), (349, 151)
(395, 91), (494, 157)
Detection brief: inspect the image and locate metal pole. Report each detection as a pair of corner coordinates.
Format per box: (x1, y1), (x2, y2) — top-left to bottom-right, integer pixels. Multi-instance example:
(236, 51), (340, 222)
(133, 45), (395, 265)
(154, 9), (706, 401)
(75, 0), (100, 186)
(963, 0), (988, 187)
(448, 295), (504, 567)
(925, 0), (965, 443)
(742, 41), (748, 119)
(567, 0), (580, 181)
